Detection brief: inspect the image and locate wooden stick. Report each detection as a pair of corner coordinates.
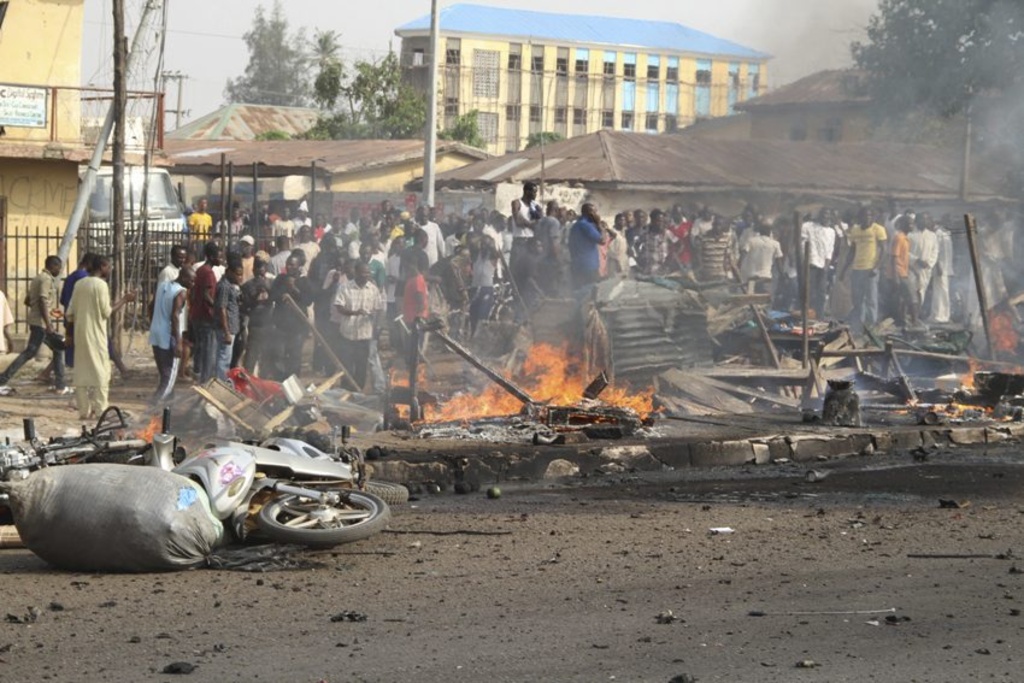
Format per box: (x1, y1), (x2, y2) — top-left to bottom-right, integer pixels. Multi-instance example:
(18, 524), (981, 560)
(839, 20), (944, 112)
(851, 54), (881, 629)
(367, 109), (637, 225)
(963, 214), (995, 360)
(801, 241), (811, 370)
(192, 384), (256, 433)
(886, 341), (918, 403)
(749, 304), (781, 369)
(282, 294), (360, 392)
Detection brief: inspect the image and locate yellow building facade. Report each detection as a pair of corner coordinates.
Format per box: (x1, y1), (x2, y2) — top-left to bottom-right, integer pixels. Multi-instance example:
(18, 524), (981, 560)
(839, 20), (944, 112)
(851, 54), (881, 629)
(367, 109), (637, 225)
(397, 7), (769, 156)
(0, 0), (87, 328)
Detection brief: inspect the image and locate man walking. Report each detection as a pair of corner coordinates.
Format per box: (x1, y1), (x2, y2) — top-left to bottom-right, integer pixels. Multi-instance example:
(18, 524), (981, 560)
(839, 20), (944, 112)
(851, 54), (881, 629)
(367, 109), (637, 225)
(65, 256), (135, 420)
(0, 256), (68, 393)
(149, 266), (193, 402)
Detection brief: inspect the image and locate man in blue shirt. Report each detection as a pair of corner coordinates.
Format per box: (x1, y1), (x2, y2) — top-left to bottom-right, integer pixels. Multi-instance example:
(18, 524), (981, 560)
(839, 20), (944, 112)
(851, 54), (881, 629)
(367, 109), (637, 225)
(568, 203), (606, 290)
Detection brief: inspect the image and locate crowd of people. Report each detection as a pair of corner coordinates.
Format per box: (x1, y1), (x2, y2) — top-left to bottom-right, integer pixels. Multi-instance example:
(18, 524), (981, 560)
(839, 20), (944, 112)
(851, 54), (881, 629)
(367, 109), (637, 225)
(1, 182), (1016, 414)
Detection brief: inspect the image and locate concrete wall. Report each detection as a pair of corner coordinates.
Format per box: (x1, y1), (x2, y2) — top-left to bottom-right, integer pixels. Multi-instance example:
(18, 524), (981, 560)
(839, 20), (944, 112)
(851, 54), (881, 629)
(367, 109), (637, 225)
(329, 151), (480, 194)
(748, 106), (872, 143)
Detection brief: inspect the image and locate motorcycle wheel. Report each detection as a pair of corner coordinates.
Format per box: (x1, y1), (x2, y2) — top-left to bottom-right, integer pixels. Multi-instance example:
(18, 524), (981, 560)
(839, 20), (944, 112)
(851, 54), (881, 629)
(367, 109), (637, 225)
(365, 480), (410, 505)
(257, 490), (390, 547)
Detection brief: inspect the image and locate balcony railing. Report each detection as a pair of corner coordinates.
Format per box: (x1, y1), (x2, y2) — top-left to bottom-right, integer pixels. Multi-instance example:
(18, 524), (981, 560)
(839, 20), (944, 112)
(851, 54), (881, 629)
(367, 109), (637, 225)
(0, 83), (164, 151)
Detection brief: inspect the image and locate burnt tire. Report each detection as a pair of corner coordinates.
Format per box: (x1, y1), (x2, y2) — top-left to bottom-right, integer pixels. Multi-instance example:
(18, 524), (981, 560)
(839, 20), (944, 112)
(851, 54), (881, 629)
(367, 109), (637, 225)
(257, 490), (390, 547)
(365, 480), (410, 505)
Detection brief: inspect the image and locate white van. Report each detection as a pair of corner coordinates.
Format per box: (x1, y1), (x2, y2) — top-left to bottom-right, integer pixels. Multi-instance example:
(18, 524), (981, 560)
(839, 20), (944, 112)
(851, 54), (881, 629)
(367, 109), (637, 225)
(84, 167), (186, 234)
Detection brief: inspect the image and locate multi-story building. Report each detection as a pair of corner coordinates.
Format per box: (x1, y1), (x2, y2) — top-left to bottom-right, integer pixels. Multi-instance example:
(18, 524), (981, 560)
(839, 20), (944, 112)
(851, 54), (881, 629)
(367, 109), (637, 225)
(396, 3), (770, 156)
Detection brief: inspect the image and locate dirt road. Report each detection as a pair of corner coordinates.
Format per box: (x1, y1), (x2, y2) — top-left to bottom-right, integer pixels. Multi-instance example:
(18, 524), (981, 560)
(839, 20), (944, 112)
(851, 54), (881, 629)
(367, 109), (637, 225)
(2, 446), (1023, 682)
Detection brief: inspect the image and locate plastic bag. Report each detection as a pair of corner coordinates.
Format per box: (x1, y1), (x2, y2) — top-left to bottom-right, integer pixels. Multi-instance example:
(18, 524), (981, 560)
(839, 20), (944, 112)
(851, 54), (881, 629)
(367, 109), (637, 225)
(2, 464), (224, 572)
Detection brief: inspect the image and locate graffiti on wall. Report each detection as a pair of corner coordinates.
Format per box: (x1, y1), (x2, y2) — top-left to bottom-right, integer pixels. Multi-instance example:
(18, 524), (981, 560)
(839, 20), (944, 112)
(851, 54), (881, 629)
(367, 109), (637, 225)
(0, 172), (78, 219)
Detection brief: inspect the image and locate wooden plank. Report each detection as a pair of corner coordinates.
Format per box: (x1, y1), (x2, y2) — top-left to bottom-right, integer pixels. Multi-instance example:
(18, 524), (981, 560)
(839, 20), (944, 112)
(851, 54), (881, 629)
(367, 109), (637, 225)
(282, 294), (362, 392)
(689, 373), (802, 410)
(192, 385), (257, 433)
(659, 369), (754, 414)
(749, 305), (781, 369)
(263, 371), (347, 433)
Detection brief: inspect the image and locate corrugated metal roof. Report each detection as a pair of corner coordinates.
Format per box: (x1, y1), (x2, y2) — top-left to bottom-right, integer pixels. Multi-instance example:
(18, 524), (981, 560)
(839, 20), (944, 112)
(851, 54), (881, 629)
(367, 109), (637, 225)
(735, 69), (870, 111)
(433, 130), (1007, 199)
(167, 104), (320, 141)
(396, 3), (769, 60)
(164, 139), (489, 176)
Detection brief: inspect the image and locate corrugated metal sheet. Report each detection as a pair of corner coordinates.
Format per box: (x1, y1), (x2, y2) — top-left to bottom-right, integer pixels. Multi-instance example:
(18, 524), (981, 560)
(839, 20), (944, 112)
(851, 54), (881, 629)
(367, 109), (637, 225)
(396, 4), (768, 60)
(735, 69), (870, 111)
(167, 104), (320, 141)
(434, 130), (1006, 199)
(164, 139), (489, 176)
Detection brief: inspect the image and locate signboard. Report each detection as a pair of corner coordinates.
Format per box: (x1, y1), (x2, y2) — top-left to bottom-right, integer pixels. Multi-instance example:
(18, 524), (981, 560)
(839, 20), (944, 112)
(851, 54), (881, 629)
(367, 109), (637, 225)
(0, 84), (48, 128)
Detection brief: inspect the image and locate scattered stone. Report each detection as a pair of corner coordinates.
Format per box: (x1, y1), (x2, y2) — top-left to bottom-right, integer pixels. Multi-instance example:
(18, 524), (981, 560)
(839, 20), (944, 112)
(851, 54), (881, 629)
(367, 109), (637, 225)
(47, 602), (64, 612)
(975, 648), (991, 655)
(747, 610), (766, 617)
(330, 611), (368, 623)
(99, 600), (117, 608)
(1009, 566), (1023, 575)
(162, 661), (196, 674)
(795, 660), (818, 668)
(885, 615), (911, 624)
(453, 481), (473, 495)
(655, 610), (679, 625)
(668, 675), (698, 683)
(938, 499), (970, 509)
(1009, 609), (1020, 616)
(544, 459), (580, 479)
(128, 636), (141, 643)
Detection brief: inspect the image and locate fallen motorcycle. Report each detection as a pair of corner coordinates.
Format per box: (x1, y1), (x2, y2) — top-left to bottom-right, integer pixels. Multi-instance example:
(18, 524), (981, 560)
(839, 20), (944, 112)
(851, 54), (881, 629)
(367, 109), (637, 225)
(147, 414), (391, 547)
(0, 408), (149, 515)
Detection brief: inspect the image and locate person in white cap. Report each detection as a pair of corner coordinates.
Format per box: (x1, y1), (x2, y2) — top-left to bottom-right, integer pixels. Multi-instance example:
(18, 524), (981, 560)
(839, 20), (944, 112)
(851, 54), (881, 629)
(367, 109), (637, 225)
(239, 235), (256, 283)
(296, 200), (312, 229)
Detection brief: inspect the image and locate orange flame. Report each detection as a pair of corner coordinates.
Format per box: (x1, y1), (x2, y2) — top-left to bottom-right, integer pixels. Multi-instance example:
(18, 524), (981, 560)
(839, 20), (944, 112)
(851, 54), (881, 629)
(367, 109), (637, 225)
(135, 415), (162, 444)
(424, 343), (653, 422)
(990, 310), (1020, 356)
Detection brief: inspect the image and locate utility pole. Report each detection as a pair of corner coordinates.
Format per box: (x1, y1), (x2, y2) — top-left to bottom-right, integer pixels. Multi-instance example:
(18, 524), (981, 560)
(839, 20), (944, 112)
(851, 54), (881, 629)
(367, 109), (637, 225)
(162, 71), (188, 130)
(58, 0), (163, 265)
(422, 0), (439, 208)
(111, 0), (127, 351)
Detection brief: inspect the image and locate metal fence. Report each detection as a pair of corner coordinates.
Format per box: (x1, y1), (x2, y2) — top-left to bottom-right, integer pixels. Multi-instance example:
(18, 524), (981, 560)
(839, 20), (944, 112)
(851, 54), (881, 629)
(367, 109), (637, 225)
(2, 221), (189, 335)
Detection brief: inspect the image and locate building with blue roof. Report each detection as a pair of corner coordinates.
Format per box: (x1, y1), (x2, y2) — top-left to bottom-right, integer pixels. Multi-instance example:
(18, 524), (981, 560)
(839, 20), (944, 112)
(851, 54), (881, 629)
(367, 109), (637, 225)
(396, 3), (771, 155)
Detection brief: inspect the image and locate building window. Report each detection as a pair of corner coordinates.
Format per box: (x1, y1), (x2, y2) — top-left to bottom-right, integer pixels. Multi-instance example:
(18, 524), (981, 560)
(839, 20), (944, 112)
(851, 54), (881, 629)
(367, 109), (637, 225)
(645, 113), (658, 132)
(531, 54), (544, 74)
(647, 57), (660, 81)
(473, 49), (500, 98)
(506, 104), (521, 121)
(556, 57), (568, 75)
(477, 112), (499, 144)
(624, 62), (636, 79)
(446, 45), (461, 66)
(819, 117), (843, 142)
(602, 110), (614, 128)
(529, 105), (542, 123)
(696, 66), (712, 85)
(621, 112), (634, 130)
(575, 58), (588, 73)
(603, 51), (616, 76)
(666, 60), (679, 81)
(412, 49), (425, 67)
(444, 97), (459, 116)
(573, 108), (586, 125)
(554, 107), (567, 124)
(508, 53), (522, 71)
(665, 114), (678, 132)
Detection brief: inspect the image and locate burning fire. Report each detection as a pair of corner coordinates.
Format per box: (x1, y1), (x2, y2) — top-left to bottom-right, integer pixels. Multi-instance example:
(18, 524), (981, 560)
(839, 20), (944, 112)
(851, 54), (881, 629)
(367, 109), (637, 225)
(990, 310), (1020, 356)
(425, 343), (653, 422)
(135, 415), (162, 443)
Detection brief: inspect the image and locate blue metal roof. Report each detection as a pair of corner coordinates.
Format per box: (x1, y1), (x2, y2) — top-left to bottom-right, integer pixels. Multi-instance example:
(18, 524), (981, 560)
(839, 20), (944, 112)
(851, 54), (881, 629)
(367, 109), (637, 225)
(396, 4), (769, 60)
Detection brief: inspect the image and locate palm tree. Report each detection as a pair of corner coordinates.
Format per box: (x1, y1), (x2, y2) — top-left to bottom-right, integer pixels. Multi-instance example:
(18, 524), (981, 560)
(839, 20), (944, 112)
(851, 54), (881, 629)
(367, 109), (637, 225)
(313, 29), (341, 69)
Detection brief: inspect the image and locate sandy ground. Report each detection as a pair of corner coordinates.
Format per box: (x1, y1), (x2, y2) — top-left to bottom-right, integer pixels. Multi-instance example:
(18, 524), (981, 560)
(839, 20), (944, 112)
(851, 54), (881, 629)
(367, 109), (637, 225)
(1, 444), (1023, 682)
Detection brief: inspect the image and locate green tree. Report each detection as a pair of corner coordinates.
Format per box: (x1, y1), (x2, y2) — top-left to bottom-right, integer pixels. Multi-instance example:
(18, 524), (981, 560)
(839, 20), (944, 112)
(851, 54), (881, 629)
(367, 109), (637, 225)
(308, 50), (426, 140)
(852, 0), (1024, 118)
(254, 129), (291, 140)
(224, 1), (310, 106)
(439, 110), (485, 148)
(525, 131), (564, 149)
(312, 29), (344, 110)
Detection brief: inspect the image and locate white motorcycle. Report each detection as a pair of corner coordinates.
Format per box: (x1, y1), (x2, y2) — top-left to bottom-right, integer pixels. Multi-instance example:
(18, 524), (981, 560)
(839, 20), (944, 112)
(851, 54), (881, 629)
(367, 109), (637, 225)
(148, 417), (394, 548)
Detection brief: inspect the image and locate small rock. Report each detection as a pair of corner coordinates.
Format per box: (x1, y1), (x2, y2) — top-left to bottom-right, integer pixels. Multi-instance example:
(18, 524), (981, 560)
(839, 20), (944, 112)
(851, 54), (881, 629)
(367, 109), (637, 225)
(47, 602), (65, 612)
(669, 675), (698, 683)
(128, 636), (141, 643)
(99, 600), (117, 608)
(1009, 566), (1023, 575)
(975, 648), (991, 655)
(162, 661), (196, 674)
(655, 610), (679, 625)
(795, 660), (818, 669)
(330, 611), (368, 623)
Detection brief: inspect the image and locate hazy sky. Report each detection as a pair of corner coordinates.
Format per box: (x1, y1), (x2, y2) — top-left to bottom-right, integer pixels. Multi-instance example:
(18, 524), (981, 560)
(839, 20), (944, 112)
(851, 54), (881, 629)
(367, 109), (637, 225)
(81, 0), (879, 127)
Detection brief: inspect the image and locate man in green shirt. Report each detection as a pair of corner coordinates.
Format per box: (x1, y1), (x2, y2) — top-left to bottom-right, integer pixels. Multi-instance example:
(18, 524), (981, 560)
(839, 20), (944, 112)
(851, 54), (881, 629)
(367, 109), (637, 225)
(0, 256), (68, 393)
